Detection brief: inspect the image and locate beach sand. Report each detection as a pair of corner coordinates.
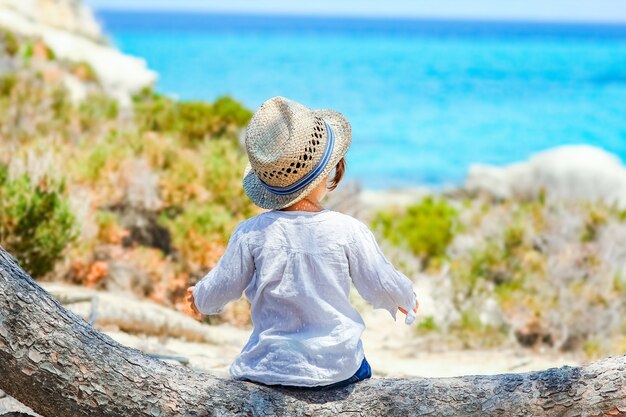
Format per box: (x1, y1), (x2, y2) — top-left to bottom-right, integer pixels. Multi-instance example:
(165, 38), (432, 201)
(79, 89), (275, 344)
(100, 307), (579, 380)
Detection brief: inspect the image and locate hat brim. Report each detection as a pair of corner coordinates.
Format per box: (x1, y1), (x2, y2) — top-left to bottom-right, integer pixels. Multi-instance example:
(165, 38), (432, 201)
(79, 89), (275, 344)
(242, 109), (351, 210)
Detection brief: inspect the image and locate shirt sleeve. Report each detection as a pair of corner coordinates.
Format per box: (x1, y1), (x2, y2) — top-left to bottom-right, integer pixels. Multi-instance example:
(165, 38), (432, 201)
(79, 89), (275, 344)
(192, 223), (255, 315)
(347, 222), (416, 321)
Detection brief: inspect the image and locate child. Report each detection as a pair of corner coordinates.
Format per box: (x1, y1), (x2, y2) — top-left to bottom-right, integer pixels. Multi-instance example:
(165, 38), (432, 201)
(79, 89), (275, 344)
(186, 96), (418, 389)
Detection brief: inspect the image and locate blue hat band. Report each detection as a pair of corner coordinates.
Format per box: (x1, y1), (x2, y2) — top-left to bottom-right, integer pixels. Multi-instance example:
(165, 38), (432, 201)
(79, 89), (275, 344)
(258, 120), (336, 196)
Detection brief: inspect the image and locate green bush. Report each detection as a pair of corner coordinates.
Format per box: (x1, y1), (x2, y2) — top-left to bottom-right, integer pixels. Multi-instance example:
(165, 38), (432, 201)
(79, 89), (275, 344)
(416, 315), (439, 333)
(133, 87), (178, 133)
(50, 87), (73, 124)
(78, 93), (119, 131)
(450, 310), (507, 348)
(165, 202), (235, 244)
(580, 205), (608, 242)
(211, 95), (255, 131)
(21, 39), (55, 61)
(159, 202), (239, 272)
(1, 29), (19, 56)
(0, 165), (77, 277)
(373, 196), (458, 264)
(176, 100), (222, 141)
(133, 88), (252, 143)
(157, 137), (257, 271)
(78, 137), (126, 182)
(71, 61), (98, 82)
(200, 139), (256, 216)
(452, 224), (534, 299)
(0, 73), (17, 96)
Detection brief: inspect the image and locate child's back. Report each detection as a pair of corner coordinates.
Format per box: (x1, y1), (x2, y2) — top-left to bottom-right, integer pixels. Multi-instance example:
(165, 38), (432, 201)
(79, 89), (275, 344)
(193, 208), (416, 387)
(189, 96), (417, 389)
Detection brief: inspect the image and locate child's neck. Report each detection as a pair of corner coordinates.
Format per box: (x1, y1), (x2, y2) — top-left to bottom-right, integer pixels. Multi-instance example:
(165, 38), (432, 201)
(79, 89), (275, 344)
(280, 197), (324, 212)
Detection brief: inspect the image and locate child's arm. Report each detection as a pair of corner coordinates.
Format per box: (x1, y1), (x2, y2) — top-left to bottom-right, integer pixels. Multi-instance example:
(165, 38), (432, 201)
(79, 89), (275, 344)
(347, 222), (418, 324)
(191, 223), (255, 315)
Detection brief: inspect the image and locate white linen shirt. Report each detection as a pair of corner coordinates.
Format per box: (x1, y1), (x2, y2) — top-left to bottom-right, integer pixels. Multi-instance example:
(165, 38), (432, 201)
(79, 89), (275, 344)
(193, 209), (417, 387)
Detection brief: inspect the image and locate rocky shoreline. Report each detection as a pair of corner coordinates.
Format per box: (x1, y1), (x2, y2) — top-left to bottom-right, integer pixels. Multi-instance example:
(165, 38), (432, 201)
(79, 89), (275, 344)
(352, 144), (626, 212)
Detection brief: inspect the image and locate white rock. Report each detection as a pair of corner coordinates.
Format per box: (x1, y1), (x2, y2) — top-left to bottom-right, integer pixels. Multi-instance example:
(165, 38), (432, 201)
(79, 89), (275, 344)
(0, 0), (102, 39)
(120, 158), (162, 211)
(0, 0), (156, 104)
(465, 145), (626, 208)
(413, 268), (460, 331)
(465, 163), (516, 200)
(479, 297), (504, 328)
(62, 72), (88, 102)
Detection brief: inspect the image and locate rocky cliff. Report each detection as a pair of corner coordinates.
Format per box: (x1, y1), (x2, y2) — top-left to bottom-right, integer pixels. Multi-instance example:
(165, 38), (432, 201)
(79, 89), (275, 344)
(0, 0), (156, 104)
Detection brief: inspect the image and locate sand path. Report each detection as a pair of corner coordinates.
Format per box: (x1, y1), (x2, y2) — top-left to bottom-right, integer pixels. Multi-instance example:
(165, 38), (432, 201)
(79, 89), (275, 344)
(105, 307), (580, 379)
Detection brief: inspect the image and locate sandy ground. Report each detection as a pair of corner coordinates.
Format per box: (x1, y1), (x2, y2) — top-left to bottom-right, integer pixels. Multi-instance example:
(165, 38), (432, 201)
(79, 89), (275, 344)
(104, 307), (580, 380)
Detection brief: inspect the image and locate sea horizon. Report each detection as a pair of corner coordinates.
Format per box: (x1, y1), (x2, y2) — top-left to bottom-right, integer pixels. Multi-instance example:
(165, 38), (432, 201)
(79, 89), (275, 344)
(94, 11), (626, 189)
(95, 10), (626, 36)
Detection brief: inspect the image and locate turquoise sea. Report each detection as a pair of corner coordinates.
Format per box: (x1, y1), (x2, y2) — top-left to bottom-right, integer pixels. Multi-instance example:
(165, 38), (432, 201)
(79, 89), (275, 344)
(96, 12), (626, 189)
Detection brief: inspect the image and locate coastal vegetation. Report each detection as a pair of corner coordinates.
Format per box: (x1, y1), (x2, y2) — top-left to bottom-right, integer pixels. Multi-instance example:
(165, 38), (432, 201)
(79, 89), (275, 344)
(1, 28), (623, 361)
(0, 165), (76, 278)
(374, 195), (626, 359)
(372, 196), (459, 267)
(0, 30), (257, 317)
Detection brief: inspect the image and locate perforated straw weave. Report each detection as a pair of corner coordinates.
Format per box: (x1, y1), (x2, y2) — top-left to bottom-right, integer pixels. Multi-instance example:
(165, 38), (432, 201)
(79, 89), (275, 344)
(243, 96), (352, 209)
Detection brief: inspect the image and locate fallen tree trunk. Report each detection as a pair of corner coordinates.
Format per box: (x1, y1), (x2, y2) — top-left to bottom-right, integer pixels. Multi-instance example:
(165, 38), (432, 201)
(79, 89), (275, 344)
(40, 282), (247, 346)
(0, 247), (625, 417)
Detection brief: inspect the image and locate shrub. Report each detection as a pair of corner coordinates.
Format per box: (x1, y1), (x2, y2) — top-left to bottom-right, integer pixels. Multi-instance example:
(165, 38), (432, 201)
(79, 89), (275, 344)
(160, 202), (236, 272)
(582, 339), (603, 360)
(158, 138), (258, 273)
(372, 196), (458, 265)
(71, 61), (98, 82)
(78, 94), (119, 130)
(50, 87), (73, 125)
(0, 69), (79, 142)
(21, 39), (55, 61)
(0, 73), (17, 96)
(580, 205), (608, 242)
(78, 136), (130, 183)
(175, 100), (217, 141)
(155, 135), (256, 209)
(449, 309), (507, 349)
(416, 315), (439, 333)
(0, 165), (77, 277)
(211, 95), (255, 132)
(200, 139), (256, 216)
(96, 210), (126, 245)
(1, 29), (19, 56)
(132, 87), (178, 134)
(133, 88), (252, 143)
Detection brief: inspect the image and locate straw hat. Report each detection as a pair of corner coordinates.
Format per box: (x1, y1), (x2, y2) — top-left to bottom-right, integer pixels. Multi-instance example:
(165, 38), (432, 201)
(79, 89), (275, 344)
(242, 96), (352, 209)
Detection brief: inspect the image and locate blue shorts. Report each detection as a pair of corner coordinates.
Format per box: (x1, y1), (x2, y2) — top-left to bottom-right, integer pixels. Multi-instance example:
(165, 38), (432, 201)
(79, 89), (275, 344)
(317, 357), (372, 390)
(250, 357), (372, 390)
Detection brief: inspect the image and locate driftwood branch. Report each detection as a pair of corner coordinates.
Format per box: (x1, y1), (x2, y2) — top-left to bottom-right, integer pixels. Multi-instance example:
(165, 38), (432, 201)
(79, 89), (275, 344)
(0, 247), (625, 416)
(40, 282), (241, 345)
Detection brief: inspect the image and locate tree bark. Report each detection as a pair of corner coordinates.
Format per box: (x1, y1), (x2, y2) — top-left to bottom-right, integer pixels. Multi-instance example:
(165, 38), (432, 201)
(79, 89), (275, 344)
(0, 247), (625, 417)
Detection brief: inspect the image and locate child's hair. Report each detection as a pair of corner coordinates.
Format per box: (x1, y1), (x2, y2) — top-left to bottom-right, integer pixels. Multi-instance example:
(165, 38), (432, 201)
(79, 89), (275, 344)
(327, 157), (346, 191)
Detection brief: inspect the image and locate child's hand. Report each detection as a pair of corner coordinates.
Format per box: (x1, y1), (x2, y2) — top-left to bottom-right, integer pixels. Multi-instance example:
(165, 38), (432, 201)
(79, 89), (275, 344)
(398, 299), (419, 325)
(185, 286), (202, 319)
